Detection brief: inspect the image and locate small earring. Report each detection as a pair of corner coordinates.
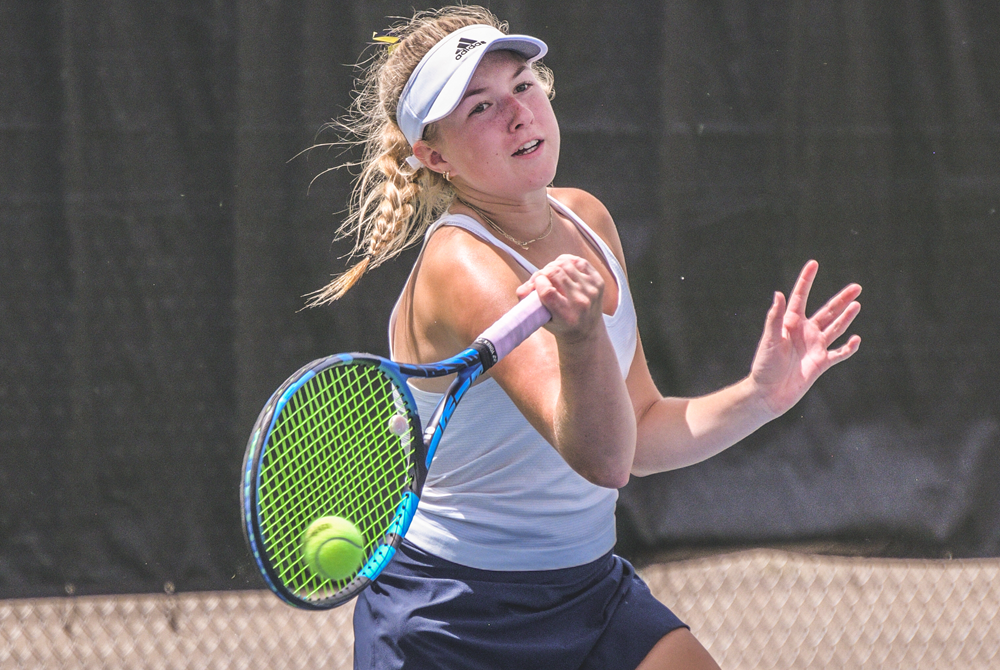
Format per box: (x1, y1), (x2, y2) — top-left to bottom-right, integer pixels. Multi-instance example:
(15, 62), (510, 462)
(443, 171), (450, 182)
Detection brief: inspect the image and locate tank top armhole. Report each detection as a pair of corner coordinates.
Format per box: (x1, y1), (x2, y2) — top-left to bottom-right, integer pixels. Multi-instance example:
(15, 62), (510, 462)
(389, 197), (627, 358)
(547, 195), (625, 280)
(387, 213), (540, 358)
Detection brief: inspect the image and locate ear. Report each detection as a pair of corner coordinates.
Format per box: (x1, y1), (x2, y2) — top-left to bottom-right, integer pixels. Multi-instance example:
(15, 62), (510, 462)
(413, 140), (453, 177)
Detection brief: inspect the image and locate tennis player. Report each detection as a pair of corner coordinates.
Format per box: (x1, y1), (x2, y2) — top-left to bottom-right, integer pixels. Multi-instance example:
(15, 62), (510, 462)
(310, 6), (862, 669)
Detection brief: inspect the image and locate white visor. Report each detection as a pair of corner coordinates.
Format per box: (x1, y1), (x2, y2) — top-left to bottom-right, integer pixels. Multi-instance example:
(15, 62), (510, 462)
(396, 24), (548, 168)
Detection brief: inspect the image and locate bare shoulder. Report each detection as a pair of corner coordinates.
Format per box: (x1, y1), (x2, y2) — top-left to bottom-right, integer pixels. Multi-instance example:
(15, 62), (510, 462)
(420, 223), (529, 290)
(548, 187), (611, 224)
(548, 187), (628, 269)
(414, 223), (531, 347)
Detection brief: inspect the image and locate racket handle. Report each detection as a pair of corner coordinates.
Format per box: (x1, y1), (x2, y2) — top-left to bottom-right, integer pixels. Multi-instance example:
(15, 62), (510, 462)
(474, 291), (552, 368)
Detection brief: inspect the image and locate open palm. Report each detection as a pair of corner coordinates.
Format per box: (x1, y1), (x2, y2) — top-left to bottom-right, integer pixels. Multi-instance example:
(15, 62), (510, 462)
(750, 260), (862, 417)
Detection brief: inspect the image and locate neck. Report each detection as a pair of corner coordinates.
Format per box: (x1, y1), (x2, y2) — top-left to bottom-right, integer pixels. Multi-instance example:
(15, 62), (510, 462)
(451, 187), (552, 239)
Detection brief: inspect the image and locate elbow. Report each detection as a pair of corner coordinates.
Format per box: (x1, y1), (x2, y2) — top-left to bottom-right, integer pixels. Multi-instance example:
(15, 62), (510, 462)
(629, 463), (656, 479)
(583, 435), (637, 489)
(554, 418), (636, 489)
(575, 460), (632, 490)
(600, 469), (632, 489)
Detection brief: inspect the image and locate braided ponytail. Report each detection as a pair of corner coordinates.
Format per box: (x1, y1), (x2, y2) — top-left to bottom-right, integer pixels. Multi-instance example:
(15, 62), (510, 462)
(306, 5), (553, 306)
(306, 123), (431, 305)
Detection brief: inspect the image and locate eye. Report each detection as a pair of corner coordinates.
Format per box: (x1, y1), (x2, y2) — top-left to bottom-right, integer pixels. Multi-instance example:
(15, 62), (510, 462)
(469, 101), (490, 116)
(514, 81), (533, 94)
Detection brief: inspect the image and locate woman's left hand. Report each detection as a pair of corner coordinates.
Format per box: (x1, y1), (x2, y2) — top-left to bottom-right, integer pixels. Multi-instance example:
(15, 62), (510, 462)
(749, 260), (862, 418)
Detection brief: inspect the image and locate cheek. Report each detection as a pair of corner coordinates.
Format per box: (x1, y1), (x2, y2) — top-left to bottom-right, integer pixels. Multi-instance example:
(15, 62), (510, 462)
(537, 99), (559, 134)
(545, 114), (561, 150)
(534, 104), (560, 156)
(458, 123), (509, 165)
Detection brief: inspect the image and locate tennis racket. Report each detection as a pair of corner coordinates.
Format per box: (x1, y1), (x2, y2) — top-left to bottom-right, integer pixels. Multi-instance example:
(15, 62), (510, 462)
(241, 292), (551, 609)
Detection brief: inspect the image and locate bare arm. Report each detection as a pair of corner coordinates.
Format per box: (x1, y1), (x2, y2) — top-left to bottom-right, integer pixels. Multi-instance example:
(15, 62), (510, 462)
(543, 192), (862, 474)
(629, 260), (862, 475)
(406, 228), (635, 489)
(512, 255), (636, 488)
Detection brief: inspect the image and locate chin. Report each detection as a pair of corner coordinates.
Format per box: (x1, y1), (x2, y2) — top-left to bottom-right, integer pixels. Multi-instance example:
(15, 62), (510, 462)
(515, 170), (557, 194)
(527, 153), (560, 190)
(541, 147), (560, 185)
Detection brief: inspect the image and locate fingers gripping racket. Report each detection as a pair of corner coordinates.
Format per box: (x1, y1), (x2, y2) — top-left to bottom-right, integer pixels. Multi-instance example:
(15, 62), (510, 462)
(241, 292), (551, 609)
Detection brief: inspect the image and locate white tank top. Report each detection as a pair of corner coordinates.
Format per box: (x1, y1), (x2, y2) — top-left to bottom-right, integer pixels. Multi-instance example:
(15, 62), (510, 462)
(389, 195), (638, 570)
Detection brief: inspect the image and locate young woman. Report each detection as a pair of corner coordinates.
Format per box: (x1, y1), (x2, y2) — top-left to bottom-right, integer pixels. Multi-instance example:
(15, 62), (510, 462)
(311, 7), (861, 669)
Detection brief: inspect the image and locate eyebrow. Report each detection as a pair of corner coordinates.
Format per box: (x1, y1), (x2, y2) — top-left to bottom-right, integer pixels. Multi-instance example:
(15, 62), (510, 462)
(461, 64), (529, 102)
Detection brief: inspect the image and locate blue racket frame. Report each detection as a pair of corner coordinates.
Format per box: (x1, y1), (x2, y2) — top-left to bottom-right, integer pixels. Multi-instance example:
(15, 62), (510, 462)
(241, 345), (489, 609)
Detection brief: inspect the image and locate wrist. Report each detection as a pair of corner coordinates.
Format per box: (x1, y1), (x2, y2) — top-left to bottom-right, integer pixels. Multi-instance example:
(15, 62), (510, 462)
(552, 318), (610, 354)
(739, 375), (782, 424)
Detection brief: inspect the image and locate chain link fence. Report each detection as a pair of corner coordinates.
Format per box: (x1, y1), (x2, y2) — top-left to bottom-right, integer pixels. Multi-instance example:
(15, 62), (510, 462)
(2, 550), (998, 669)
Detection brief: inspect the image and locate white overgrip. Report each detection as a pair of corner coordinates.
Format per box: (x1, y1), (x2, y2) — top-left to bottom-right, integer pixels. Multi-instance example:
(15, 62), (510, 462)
(476, 291), (552, 363)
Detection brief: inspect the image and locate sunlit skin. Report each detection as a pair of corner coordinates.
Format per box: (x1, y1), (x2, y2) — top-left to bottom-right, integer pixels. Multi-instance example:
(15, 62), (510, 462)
(414, 50), (560, 241)
(398, 48), (861, 670)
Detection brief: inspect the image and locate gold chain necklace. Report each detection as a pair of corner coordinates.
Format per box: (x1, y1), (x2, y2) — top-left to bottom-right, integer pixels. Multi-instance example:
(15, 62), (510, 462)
(455, 197), (554, 250)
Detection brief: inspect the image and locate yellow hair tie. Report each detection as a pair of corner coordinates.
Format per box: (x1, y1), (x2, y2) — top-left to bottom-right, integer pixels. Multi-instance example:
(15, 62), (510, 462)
(372, 32), (400, 54)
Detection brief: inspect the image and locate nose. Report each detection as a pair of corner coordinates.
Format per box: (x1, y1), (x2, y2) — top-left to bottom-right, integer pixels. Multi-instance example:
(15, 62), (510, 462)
(505, 96), (533, 132)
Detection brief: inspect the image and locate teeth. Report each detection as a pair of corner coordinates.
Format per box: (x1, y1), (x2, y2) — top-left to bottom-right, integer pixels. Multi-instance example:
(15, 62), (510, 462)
(516, 140), (540, 154)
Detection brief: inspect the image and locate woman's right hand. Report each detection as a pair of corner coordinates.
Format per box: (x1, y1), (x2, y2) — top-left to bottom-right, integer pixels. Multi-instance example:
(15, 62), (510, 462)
(511, 253), (632, 487)
(515, 254), (606, 343)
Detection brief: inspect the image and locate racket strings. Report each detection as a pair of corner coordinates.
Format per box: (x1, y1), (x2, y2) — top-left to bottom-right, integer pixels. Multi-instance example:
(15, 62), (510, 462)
(267, 372), (408, 542)
(263, 370), (390, 511)
(270, 370), (402, 568)
(256, 364), (414, 602)
(264, 378), (401, 596)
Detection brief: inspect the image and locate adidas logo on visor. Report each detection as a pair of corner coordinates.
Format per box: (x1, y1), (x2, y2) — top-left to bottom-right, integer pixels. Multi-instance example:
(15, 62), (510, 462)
(455, 37), (486, 60)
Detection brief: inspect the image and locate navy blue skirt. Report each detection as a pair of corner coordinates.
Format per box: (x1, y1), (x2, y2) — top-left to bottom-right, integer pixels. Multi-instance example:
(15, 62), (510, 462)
(353, 541), (687, 670)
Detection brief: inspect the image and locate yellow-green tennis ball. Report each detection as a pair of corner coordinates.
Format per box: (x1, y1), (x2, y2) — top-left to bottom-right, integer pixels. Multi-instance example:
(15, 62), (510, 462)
(302, 516), (365, 582)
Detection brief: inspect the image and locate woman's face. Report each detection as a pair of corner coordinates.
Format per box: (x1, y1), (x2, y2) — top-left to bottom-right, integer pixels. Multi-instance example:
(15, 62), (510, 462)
(419, 50), (560, 201)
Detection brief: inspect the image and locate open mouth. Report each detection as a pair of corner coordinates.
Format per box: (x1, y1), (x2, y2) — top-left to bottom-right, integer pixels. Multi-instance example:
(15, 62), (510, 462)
(513, 139), (542, 157)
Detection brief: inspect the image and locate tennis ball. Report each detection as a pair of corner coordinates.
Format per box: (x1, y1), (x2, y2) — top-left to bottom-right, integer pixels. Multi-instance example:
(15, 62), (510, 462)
(388, 413), (409, 436)
(301, 516), (365, 582)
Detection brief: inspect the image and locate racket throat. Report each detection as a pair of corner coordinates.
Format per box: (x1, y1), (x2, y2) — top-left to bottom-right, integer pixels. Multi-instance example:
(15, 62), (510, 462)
(471, 338), (498, 371)
(422, 366), (482, 466)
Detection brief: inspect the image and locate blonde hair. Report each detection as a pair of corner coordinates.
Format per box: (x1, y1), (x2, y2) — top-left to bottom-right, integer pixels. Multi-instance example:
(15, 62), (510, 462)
(306, 5), (555, 306)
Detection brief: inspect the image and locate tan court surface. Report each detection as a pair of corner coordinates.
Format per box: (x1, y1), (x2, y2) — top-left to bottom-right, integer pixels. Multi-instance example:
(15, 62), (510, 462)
(2, 549), (998, 669)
